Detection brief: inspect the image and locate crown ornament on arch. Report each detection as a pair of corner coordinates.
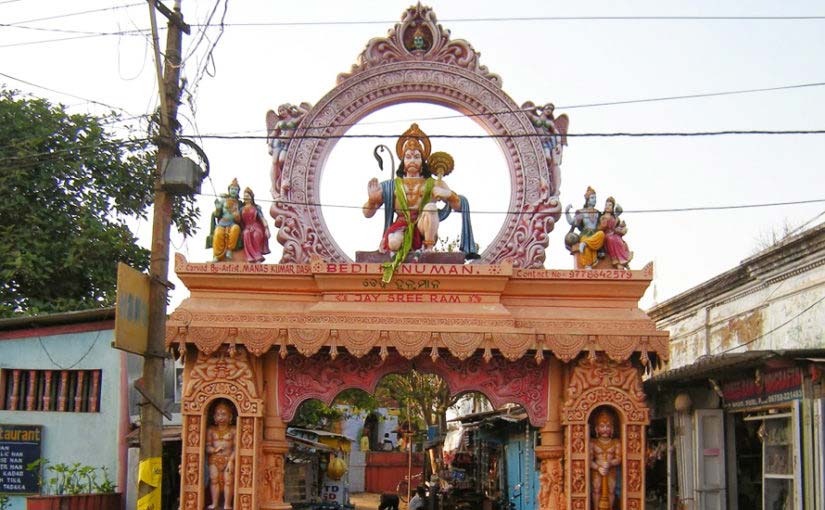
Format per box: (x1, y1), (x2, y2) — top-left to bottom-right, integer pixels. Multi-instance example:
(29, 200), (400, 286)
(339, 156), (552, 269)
(337, 2), (502, 86)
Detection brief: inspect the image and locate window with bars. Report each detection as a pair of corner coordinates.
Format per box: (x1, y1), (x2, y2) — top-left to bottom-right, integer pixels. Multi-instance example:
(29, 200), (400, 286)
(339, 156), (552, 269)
(0, 369), (102, 413)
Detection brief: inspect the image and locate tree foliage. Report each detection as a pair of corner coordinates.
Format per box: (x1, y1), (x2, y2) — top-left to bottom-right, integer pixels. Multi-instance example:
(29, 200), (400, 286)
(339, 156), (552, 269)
(0, 89), (199, 317)
(377, 371), (452, 430)
(290, 370), (457, 435)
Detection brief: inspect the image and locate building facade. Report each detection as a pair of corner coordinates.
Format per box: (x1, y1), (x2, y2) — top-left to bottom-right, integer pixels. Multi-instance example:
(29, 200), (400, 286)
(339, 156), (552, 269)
(0, 309), (128, 510)
(647, 224), (825, 510)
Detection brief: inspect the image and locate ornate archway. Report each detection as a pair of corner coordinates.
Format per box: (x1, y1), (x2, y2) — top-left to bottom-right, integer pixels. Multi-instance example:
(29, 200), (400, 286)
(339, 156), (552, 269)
(278, 351), (549, 426)
(270, 3), (566, 268)
(167, 5), (668, 510)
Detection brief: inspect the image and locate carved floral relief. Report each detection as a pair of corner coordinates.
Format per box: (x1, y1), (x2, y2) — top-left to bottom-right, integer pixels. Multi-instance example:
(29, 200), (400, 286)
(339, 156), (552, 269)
(183, 347), (263, 417)
(278, 350), (549, 426)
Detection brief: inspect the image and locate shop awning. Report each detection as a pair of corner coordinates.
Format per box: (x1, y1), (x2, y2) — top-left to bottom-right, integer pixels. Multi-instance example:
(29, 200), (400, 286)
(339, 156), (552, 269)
(646, 348), (825, 386)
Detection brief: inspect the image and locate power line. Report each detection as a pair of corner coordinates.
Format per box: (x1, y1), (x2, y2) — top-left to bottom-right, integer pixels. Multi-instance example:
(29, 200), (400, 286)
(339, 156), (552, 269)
(0, 138), (152, 168)
(0, 71), (136, 115)
(195, 191), (825, 217)
(3, 123), (823, 166)
(5, 2), (143, 26)
(558, 82), (825, 110)
(3, 12), (823, 48)
(0, 31), (144, 49)
(0, 22), (148, 36)
(185, 129), (825, 141)
(215, 80), (825, 133)
(189, 14), (825, 28)
(713, 293), (825, 355)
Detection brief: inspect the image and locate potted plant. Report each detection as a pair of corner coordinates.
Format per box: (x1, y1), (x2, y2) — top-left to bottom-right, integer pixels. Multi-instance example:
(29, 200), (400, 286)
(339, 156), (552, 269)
(25, 459), (121, 510)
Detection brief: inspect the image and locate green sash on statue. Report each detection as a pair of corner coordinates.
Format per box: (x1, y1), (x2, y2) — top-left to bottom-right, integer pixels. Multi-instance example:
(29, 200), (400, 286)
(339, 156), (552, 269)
(382, 177), (435, 283)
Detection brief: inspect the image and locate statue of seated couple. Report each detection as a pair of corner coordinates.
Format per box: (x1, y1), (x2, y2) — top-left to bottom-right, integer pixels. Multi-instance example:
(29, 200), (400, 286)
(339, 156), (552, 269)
(362, 123), (478, 282)
(207, 178), (271, 263)
(564, 186), (633, 270)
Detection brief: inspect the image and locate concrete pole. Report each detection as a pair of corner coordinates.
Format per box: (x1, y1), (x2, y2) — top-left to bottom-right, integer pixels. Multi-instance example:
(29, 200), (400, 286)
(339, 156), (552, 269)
(138, 1), (186, 506)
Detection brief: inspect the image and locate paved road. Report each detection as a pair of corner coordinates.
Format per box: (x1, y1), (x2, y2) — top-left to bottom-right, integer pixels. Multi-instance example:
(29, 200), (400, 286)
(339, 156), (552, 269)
(350, 492), (408, 510)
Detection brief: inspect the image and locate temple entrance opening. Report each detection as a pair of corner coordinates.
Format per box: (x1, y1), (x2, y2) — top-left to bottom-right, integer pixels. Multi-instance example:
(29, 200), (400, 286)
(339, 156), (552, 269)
(284, 369), (538, 509)
(170, 5), (669, 510)
(320, 102), (510, 260)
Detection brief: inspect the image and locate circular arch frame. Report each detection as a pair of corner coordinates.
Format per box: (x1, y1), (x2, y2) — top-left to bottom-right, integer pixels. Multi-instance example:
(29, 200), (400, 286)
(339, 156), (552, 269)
(271, 61), (561, 268)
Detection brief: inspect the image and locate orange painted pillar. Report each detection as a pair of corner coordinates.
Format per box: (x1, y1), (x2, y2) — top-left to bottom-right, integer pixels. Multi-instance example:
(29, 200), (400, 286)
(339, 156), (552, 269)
(536, 356), (566, 510)
(260, 351), (290, 510)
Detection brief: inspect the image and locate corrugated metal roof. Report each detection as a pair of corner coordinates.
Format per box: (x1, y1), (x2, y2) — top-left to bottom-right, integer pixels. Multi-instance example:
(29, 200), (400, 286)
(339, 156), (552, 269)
(647, 349), (825, 385)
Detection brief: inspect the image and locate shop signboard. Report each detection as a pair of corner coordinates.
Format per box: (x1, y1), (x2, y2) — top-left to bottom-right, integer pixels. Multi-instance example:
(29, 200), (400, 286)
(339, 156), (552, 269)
(722, 367), (803, 409)
(0, 424), (42, 494)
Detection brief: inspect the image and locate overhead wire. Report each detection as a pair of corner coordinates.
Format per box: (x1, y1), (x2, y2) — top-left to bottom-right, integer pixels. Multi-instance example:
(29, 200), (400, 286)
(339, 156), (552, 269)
(5, 2), (143, 26)
(0, 32), (145, 48)
(186, 0), (229, 97)
(189, 14), (825, 28)
(0, 71), (138, 115)
(184, 129), (825, 141)
(2, 10), (823, 49)
(713, 293), (825, 355)
(0, 23), (147, 36)
(3, 125), (823, 168)
(192, 191), (825, 217)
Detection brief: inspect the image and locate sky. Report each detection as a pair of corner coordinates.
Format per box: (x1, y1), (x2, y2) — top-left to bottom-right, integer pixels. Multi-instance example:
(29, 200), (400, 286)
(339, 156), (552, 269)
(2, 0), (824, 310)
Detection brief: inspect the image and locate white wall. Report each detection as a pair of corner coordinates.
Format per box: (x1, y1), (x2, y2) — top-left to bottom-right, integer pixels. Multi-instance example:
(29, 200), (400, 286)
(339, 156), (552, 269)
(0, 328), (123, 510)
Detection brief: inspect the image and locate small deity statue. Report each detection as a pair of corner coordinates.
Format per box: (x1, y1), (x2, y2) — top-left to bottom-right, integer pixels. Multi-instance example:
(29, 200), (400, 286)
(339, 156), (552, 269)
(264, 454), (284, 503)
(538, 461), (552, 509)
(266, 103), (311, 198)
(363, 123), (477, 281)
(240, 188), (271, 263)
(590, 409), (621, 510)
(207, 401), (237, 510)
(565, 187), (605, 269)
(599, 197), (632, 269)
(208, 178), (243, 262)
(410, 25), (428, 51)
(523, 102), (569, 197)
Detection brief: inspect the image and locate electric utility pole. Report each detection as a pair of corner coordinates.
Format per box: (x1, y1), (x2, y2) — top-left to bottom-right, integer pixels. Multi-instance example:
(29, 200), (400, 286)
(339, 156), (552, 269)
(138, 1), (189, 508)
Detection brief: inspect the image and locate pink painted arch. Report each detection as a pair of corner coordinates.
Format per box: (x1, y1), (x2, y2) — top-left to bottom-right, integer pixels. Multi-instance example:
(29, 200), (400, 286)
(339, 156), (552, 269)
(270, 4), (566, 268)
(277, 350), (549, 427)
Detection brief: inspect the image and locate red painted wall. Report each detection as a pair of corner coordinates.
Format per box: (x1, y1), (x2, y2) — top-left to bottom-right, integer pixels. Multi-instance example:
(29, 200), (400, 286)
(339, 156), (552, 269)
(364, 452), (425, 494)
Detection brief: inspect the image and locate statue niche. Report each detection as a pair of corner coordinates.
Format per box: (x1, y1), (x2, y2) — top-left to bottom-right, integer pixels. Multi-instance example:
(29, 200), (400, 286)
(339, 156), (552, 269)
(589, 406), (621, 510)
(206, 399), (238, 510)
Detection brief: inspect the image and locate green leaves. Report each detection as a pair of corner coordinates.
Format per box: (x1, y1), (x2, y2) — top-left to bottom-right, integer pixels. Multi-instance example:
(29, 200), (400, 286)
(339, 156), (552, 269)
(0, 89), (199, 317)
(24, 458), (116, 495)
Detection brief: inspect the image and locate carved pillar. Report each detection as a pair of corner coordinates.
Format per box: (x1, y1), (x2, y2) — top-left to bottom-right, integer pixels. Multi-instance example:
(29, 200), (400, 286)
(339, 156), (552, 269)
(180, 413), (203, 510)
(259, 351), (290, 510)
(237, 416), (258, 510)
(178, 346), (264, 510)
(536, 357), (566, 510)
(561, 354), (649, 510)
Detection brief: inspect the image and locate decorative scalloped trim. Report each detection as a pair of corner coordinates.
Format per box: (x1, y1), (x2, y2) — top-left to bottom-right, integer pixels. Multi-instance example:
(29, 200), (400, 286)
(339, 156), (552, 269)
(441, 331), (484, 360)
(493, 332), (534, 361)
(288, 328), (330, 357)
(238, 327), (275, 357)
(390, 330), (432, 359)
(600, 334), (638, 362)
(339, 329), (381, 358)
(189, 326), (230, 355)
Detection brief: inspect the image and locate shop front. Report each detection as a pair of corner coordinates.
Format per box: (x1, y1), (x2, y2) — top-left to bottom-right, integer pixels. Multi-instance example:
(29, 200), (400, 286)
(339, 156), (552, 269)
(445, 407), (538, 510)
(646, 350), (825, 510)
